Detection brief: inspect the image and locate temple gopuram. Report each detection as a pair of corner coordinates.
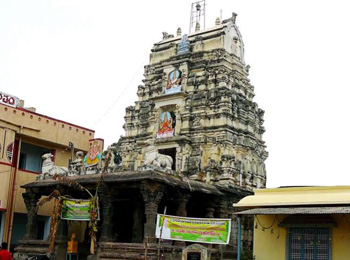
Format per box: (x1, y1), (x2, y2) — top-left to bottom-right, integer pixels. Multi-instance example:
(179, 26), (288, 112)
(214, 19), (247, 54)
(15, 12), (267, 260)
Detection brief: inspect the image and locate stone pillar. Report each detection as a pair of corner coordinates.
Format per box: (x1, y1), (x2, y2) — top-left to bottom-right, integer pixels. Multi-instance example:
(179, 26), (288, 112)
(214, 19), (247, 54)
(205, 205), (215, 218)
(241, 215), (254, 249)
(216, 201), (229, 218)
(22, 191), (41, 240)
(214, 201), (229, 251)
(141, 182), (164, 243)
(174, 193), (190, 246)
(175, 193), (190, 217)
(99, 184), (115, 242)
(54, 220), (69, 260)
(228, 202), (239, 249)
(52, 185), (69, 260)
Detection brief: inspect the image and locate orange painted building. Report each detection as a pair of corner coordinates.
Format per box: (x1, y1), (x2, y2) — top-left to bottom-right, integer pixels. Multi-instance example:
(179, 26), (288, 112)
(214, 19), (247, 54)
(0, 91), (99, 249)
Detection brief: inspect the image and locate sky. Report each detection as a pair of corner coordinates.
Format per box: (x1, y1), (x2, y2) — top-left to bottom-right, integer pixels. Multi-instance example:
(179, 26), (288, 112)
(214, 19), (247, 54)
(1, 0), (350, 188)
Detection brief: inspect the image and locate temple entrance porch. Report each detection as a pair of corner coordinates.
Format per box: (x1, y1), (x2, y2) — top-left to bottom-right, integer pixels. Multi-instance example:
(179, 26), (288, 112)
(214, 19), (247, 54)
(14, 170), (252, 260)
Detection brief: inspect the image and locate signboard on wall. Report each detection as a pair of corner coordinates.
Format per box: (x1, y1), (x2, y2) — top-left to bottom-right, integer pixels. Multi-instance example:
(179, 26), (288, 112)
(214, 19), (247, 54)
(0, 92), (19, 108)
(156, 214), (231, 245)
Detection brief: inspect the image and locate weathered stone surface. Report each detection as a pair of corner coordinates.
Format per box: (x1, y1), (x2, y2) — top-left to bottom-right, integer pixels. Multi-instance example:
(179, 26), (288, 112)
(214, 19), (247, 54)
(118, 13), (267, 192)
(17, 12), (265, 260)
(13, 240), (49, 260)
(22, 191), (41, 240)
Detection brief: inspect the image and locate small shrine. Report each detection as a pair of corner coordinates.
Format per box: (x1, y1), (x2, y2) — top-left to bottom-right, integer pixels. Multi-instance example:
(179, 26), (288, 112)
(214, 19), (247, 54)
(16, 12), (267, 260)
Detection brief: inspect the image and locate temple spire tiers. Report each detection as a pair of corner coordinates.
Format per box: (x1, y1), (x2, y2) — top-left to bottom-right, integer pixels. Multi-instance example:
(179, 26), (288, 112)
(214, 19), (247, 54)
(119, 11), (268, 191)
(113, 13), (267, 258)
(16, 12), (266, 260)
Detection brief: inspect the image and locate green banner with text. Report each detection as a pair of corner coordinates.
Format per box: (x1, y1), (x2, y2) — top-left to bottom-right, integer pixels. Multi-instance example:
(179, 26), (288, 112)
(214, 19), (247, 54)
(61, 199), (93, 221)
(155, 215), (231, 244)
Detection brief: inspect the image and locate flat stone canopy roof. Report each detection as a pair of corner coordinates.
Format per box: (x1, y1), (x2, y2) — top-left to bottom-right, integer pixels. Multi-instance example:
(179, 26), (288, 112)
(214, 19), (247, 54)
(22, 170), (250, 196)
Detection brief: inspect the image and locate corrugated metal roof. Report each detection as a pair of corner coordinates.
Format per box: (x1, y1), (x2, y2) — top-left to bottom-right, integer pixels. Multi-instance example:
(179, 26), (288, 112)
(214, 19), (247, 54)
(235, 206), (350, 215)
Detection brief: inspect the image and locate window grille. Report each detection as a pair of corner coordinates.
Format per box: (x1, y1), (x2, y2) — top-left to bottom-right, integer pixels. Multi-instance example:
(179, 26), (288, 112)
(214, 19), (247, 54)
(289, 227), (330, 260)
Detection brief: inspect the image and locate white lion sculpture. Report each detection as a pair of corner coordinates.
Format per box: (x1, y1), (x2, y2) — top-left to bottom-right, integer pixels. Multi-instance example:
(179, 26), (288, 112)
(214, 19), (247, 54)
(37, 153), (69, 180)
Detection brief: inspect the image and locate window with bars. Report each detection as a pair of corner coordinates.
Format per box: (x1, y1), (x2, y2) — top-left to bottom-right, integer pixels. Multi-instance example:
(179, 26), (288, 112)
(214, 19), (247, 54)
(288, 227), (331, 260)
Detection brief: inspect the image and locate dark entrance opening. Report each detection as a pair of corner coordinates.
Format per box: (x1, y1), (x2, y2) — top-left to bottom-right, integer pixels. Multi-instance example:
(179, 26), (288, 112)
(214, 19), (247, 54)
(158, 148), (176, 171)
(114, 199), (134, 242)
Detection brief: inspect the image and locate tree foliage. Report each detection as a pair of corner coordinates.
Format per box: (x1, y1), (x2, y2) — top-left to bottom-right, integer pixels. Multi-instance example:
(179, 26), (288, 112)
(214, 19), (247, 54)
(241, 249), (256, 260)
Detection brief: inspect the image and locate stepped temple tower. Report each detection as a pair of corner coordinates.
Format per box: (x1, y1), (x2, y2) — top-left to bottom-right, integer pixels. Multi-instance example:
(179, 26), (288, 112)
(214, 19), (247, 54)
(119, 12), (267, 189)
(16, 12), (268, 260)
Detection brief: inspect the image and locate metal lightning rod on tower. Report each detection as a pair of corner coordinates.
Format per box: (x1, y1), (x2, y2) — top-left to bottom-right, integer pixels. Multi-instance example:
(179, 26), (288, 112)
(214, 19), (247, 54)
(189, 0), (206, 33)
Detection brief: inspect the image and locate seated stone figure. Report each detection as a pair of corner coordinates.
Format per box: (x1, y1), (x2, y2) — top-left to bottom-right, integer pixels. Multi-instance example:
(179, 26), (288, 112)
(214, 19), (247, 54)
(101, 146), (121, 173)
(69, 151), (84, 176)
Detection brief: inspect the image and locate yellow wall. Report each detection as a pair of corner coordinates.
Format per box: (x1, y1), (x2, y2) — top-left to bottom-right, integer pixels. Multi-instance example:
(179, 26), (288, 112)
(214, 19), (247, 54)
(0, 164), (11, 209)
(253, 214), (350, 260)
(0, 104), (94, 150)
(14, 170), (53, 215)
(332, 214), (350, 259)
(253, 215), (287, 260)
(8, 135), (89, 215)
(0, 101), (97, 244)
(0, 127), (16, 210)
(12, 135), (92, 215)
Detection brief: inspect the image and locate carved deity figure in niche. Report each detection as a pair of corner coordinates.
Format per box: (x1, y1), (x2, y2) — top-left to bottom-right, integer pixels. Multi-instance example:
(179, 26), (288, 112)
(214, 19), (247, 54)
(177, 34), (190, 54)
(157, 111), (175, 138)
(165, 69), (183, 94)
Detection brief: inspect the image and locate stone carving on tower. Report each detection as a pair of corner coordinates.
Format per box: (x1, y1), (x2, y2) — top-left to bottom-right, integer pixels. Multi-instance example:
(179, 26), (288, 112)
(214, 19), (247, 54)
(118, 13), (268, 190)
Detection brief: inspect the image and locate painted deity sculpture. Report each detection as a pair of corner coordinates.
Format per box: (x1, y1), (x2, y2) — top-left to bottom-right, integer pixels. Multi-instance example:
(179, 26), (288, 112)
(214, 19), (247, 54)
(84, 140), (102, 174)
(157, 111), (175, 138)
(165, 69), (182, 94)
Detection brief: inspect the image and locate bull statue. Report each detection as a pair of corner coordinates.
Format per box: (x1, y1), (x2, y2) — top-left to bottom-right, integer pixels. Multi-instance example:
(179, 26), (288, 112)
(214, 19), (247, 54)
(143, 146), (173, 171)
(37, 153), (69, 180)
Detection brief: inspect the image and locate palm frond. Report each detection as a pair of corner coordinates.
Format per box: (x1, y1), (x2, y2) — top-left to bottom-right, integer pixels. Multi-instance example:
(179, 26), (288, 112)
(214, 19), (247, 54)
(35, 190), (60, 212)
